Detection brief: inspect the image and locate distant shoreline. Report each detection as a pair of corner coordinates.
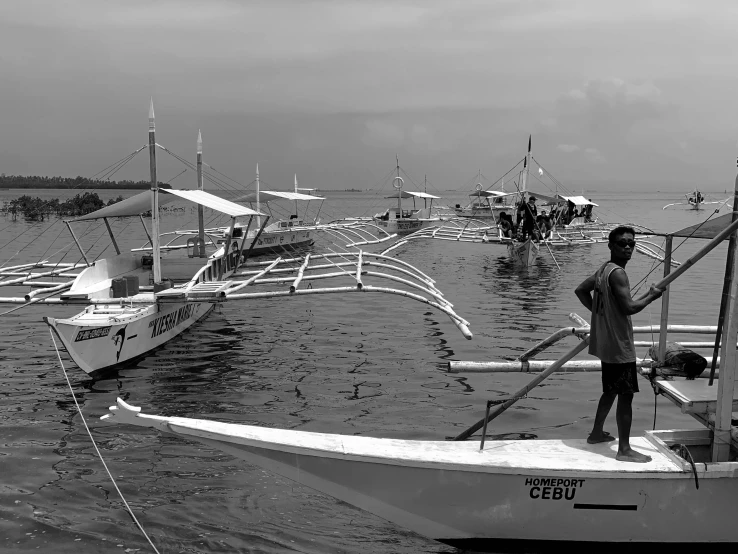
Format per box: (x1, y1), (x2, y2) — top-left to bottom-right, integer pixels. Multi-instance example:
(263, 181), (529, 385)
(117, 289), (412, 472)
(0, 176), (165, 190)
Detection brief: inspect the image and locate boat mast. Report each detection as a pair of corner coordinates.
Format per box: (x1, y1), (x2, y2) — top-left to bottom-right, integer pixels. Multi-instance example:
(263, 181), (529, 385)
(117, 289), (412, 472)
(520, 135), (531, 200)
(256, 164), (261, 228)
(148, 99), (162, 285)
(196, 130), (205, 257)
(294, 174), (299, 217)
(396, 155), (402, 216)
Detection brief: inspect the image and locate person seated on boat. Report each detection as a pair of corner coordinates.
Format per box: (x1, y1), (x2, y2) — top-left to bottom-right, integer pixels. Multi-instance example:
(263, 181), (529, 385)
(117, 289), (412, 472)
(584, 202), (594, 222)
(572, 209), (580, 219)
(521, 196), (538, 239)
(539, 211), (553, 239)
(697, 192), (703, 203)
(498, 213), (514, 238)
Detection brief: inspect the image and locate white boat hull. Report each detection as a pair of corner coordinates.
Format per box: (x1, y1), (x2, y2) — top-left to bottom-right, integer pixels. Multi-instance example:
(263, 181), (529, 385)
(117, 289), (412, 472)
(104, 401), (738, 549)
(246, 228), (314, 255)
(507, 238), (540, 266)
(373, 218), (436, 235)
(45, 300), (213, 375)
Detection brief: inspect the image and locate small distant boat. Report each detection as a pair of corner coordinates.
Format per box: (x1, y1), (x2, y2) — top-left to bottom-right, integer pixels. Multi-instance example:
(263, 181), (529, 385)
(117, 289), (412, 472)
(339, 159), (443, 236)
(453, 172), (516, 220)
(663, 189), (730, 211)
(227, 171), (325, 255)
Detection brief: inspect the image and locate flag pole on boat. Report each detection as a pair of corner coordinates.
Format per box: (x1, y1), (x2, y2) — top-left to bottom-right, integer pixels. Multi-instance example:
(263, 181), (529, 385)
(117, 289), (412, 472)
(256, 164), (261, 229)
(149, 99), (162, 285)
(196, 130), (206, 257)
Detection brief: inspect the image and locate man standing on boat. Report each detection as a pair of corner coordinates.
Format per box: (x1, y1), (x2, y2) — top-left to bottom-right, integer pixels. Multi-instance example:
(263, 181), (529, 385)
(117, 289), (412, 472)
(521, 195), (538, 239)
(575, 226), (664, 463)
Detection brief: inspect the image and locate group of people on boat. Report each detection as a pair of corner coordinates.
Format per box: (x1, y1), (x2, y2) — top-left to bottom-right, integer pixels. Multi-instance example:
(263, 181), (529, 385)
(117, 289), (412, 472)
(498, 196), (596, 242)
(688, 191), (704, 204)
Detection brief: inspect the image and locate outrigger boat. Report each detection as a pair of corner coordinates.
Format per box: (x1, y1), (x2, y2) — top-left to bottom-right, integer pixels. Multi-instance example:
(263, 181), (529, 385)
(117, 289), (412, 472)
(104, 162), (738, 552)
(337, 158), (443, 236)
(398, 138), (657, 268)
(663, 188), (730, 211)
(452, 171), (516, 220)
(222, 170), (325, 255)
(0, 102), (472, 375)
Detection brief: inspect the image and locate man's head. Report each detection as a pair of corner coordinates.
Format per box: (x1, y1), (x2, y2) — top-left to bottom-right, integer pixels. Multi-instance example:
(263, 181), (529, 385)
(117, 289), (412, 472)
(528, 196), (536, 204)
(608, 226), (636, 262)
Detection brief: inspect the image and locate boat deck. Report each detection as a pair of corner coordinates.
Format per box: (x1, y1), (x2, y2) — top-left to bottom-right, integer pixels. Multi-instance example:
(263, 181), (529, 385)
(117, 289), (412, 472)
(159, 414), (688, 476)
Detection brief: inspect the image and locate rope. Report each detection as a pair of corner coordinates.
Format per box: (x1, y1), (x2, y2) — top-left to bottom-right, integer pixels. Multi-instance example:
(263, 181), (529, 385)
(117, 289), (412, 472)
(48, 329), (161, 554)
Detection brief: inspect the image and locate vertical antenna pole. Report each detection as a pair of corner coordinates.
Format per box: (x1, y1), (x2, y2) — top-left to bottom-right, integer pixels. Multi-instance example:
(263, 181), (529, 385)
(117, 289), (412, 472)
(197, 130), (206, 257)
(148, 99), (162, 284)
(256, 164), (261, 228)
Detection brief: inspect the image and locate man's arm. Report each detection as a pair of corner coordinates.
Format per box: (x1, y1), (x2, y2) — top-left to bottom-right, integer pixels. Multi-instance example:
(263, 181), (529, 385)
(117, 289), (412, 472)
(609, 269), (663, 315)
(575, 274), (596, 312)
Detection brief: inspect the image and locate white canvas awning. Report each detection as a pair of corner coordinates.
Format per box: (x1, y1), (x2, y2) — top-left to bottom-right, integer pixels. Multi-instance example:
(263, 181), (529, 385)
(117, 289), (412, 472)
(71, 190), (176, 221)
(161, 189), (264, 217)
(385, 191), (441, 199)
(261, 190), (325, 201)
(468, 190), (516, 198)
(559, 195), (598, 206)
(233, 190), (325, 202)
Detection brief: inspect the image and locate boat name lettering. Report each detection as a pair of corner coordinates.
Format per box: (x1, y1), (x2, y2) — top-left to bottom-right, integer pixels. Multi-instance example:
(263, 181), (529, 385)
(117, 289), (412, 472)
(75, 326), (112, 342)
(524, 477), (583, 500)
(149, 304), (196, 338)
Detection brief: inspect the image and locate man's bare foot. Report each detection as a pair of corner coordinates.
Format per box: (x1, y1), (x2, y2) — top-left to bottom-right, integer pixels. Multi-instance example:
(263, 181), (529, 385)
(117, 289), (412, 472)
(587, 431), (616, 444)
(616, 448), (652, 463)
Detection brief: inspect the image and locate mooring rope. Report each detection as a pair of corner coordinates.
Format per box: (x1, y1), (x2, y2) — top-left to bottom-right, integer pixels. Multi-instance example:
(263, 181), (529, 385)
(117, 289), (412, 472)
(48, 330), (161, 554)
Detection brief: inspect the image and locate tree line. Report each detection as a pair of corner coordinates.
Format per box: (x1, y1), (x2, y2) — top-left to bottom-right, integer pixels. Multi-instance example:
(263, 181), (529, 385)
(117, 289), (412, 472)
(1, 193), (125, 221)
(0, 175), (169, 190)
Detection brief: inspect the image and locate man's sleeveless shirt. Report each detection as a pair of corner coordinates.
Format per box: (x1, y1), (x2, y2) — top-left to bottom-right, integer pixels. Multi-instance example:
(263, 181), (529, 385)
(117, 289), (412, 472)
(588, 262), (635, 363)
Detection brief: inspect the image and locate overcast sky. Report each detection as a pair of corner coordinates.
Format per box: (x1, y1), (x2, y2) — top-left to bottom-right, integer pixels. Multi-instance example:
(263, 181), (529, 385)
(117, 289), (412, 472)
(2, 0), (737, 192)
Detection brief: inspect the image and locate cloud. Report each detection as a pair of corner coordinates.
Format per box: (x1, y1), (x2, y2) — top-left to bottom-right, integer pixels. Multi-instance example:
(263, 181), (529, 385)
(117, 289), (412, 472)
(555, 77), (669, 138)
(361, 119), (405, 148)
(557, 144), (580, 153)
(584, 147), (606, 163)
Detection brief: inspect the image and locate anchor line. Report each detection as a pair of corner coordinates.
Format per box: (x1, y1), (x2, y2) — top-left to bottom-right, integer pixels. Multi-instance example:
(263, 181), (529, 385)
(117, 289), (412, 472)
(48, 330), (161, 554)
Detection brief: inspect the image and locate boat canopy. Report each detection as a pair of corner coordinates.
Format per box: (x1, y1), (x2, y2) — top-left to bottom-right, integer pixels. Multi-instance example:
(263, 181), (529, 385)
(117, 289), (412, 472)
(527, 192), (560, 204)
(559, 195), (598, 207)
(385, 191), (441, 199)
(666, 212), (735, 239)
(467, 190), (516, 198)
(71, 190), (176, 221)
(162, 189), (263, 217)
(261, 190), (325, 201)
(71, 189), (263, 222)
(233, 191), (325, 202)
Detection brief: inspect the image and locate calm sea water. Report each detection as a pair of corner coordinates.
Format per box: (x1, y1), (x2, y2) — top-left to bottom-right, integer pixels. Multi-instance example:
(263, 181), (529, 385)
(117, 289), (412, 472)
(0, 186), (733, 553)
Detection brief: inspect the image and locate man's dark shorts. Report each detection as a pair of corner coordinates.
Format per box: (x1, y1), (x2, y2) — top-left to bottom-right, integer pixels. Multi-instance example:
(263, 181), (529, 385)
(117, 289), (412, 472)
(601, 361), (639, 394)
